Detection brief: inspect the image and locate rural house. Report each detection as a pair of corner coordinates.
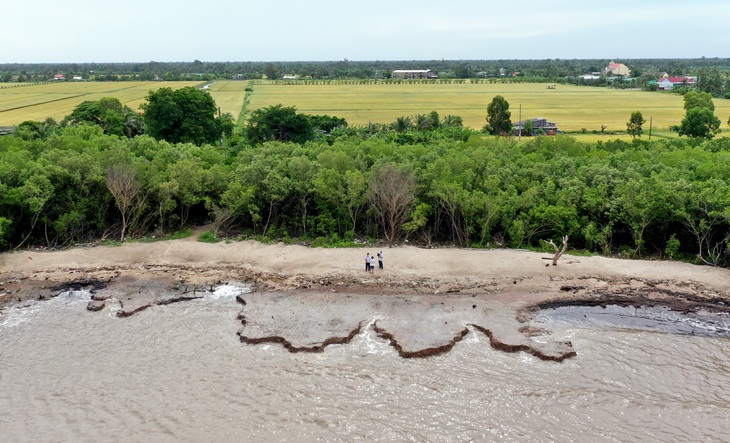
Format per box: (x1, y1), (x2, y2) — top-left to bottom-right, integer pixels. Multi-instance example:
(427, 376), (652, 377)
(603, 61), (630, 76)
(512, 118), (559, 136)
(392, 69), (438, 79)
(53, 74), (65, 81)
(657, 76), (696, 90)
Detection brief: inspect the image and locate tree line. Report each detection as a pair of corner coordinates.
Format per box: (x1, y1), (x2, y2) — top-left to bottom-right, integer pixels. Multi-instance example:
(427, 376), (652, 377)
(2, 58), (729, 83)
(3, 84), (730, 267)
(3, 115), (730, 266)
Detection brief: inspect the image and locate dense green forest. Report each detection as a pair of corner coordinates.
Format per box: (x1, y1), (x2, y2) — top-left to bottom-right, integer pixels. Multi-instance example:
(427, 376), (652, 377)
(3, 120), (730, 266)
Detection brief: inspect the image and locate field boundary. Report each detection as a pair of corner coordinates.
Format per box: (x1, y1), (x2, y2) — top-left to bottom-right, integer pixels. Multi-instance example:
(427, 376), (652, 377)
(235, 80), (254, 131)
(0, 93), (88, 114)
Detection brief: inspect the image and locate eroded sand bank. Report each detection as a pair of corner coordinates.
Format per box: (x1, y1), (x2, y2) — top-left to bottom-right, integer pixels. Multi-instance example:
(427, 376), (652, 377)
(2, 239), (730, 361)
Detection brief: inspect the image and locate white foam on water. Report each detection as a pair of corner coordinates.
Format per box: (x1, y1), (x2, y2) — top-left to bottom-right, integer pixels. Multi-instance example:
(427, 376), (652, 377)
(56, 289), (93, 303)
(0, 303), (42, 328)
(205, 283), (252, 301)
(359, 320), (393, 356)
(106, 298), (123, 317)
(320, 318), (393, 357)
(463, 329), (482, 344)
(0, 290), (91, 328)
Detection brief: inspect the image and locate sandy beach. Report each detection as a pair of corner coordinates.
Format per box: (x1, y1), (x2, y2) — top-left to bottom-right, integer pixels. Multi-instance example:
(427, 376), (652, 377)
(2, 237), (730, 360)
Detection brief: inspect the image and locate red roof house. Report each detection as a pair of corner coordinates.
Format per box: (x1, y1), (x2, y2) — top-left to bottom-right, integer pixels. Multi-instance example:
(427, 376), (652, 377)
(657, 76), (696, 90)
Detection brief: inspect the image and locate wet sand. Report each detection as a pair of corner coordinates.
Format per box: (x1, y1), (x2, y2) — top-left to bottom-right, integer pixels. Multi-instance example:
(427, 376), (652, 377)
(2, 238), (730, 360)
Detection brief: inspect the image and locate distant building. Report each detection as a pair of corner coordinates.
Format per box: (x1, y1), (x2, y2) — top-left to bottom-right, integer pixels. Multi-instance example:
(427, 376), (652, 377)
(53, 74), (65, 81)
(513, 118), (559, 136)
(392, 69), (438, 79)
(72, 76), (83, 81)
(0, 126), (15, 136)
(657, 76), (696, 90)
(604, 61), (631, 76)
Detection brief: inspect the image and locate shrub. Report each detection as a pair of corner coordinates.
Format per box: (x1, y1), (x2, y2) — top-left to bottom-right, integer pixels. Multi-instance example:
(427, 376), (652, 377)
(198, 230), (221, 243)
(664, 234), (680, 259)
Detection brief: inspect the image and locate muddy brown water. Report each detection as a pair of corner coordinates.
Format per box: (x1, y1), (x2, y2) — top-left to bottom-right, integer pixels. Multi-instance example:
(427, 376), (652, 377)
(1, 286), (729, 442)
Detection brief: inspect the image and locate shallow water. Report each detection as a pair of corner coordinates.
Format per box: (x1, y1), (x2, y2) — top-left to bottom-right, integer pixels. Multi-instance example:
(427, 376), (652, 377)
(537, 304), (730, 338)
(1, 288), (729, 442)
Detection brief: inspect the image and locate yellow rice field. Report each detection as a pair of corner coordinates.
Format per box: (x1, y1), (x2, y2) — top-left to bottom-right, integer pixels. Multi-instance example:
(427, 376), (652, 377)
(3, 80), (729, 134)
(203, 80), (250, 120)
(248, 82), (730, 132)
(0, 82), (203, 125)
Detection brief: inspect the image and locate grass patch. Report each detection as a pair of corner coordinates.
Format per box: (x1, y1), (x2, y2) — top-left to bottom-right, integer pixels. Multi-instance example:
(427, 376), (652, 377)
(164, 229), (194, 240)
(198, 230), (221, 243)
(310, 236), (362, 248)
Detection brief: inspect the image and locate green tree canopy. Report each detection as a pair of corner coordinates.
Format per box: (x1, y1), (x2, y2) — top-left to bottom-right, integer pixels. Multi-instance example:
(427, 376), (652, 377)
(678, 107), (721, 139)
(484, 95), (512, 136)
(141, 86), (233, 145)
(264, 63), (278, 80)
(64, 97), (143, 138)
(244, 104), (314, 145)
(683, 90), (715, 112)
(308, 114), (347, 133)
(626, 111), (646, 139)
(696, 67), (725, 97)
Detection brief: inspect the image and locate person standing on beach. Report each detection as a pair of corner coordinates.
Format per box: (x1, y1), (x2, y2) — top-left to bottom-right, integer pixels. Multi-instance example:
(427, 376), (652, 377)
(378, 251), (384, 270)
(369, 254), (376, 274)
(365, 253), (371, 272)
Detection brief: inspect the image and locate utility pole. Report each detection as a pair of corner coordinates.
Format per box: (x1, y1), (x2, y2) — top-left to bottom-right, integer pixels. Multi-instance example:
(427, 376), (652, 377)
(648, 116), (653, 140)
(218, 107), (223, 147)
(518, 103), (522, 141)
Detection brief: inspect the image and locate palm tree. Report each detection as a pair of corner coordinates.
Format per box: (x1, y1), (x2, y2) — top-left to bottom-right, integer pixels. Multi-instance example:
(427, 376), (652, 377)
(392, 116), (412, 133)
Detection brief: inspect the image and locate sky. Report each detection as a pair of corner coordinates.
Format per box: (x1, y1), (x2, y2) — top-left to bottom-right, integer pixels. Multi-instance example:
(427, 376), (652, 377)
(3, 0), (729, 63)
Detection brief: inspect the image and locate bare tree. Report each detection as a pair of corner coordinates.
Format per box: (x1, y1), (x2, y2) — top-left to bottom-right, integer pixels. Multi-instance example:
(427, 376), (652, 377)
(106, 164), (140, 241)
(368, 164), (416, 243)
(543, 235), (569, 266)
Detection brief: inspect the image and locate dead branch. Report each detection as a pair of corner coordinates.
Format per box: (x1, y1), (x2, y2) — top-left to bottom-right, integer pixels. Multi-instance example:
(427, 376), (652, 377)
(543, 235), (569, 266)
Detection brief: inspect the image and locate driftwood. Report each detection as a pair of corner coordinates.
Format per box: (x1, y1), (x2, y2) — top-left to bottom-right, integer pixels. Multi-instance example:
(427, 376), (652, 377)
(543, 235), (569, 266)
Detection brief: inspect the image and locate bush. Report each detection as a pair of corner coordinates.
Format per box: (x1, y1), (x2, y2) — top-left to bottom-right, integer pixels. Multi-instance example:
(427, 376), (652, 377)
(664, 234), (680, 259)
(198, 230), (221, 243)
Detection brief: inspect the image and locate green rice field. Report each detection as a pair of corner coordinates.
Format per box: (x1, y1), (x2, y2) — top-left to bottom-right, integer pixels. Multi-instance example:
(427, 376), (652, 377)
(2, 80), (729, 135)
